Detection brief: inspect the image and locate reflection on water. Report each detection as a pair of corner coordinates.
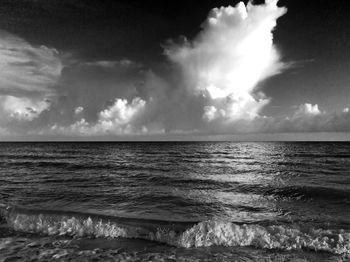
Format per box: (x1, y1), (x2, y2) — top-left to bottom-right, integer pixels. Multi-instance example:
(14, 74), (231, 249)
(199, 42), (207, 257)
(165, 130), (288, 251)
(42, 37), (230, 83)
(1, 142), (350, 223)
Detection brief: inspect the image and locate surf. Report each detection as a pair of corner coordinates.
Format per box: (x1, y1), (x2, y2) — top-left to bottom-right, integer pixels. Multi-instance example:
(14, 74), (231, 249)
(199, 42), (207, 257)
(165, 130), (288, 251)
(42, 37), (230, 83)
(1, 205), (349, 256)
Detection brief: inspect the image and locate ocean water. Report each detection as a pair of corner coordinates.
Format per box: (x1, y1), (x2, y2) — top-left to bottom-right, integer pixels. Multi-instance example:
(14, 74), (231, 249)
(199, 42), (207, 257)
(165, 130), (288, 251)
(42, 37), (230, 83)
(0, 142), (349, 261)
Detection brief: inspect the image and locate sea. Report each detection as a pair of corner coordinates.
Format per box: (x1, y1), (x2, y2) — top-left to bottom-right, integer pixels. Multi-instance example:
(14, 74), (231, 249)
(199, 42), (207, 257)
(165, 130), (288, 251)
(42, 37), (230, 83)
(0, 142), (349, 261)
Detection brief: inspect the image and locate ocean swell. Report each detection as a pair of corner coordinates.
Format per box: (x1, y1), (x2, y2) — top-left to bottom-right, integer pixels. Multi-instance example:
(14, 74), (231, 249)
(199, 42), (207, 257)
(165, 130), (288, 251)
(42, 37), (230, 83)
(1, 206), (349, 256)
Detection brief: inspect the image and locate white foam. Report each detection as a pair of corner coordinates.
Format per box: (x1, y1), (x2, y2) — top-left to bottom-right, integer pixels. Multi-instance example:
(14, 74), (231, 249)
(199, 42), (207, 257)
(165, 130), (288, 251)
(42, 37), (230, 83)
(179, 220), (350, 255)
(4, 211), (350, 256)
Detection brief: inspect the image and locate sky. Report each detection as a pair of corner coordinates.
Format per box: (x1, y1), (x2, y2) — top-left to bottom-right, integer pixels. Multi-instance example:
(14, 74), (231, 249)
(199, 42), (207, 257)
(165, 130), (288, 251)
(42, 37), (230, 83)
(0, 0), (350, 141)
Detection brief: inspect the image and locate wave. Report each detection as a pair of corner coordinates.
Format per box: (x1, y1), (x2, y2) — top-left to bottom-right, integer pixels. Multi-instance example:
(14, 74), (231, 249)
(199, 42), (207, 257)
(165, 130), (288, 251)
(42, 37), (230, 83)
(1, 206), (349, 255)
(180, 221), (350, 255)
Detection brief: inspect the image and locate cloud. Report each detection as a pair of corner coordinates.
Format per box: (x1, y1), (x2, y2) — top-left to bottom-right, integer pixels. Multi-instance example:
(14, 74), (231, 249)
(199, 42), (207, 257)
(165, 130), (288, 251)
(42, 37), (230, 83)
(184, 103), (350, 135)
(6, 0), (288, 138)
(4, 1), (350, 139)
(258, 104), (350, 133)
(165, 0), (286, 122)
(95, 97), (146, 134)
(292, 103), (322, 118)
(0, 96), (50, 121)
(51, 98), (148, 136)
(92, 0), (287, 136)
(47, 57), (145, 126)
(0, 30), (63, 133)
(0, 31), (65, 139)
(81, 59), (140, 69)
(74, 106), (84, 115)
(0, 30), (62, 96)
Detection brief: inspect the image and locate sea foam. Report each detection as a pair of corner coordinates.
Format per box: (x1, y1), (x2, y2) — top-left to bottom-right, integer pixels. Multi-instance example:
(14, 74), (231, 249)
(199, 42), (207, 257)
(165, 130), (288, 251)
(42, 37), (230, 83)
(2, 207), (350, 256)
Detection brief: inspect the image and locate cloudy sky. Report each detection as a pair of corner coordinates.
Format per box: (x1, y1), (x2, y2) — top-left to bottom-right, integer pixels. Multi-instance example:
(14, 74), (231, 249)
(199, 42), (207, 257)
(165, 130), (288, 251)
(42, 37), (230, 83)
(0, 0), (350, 141)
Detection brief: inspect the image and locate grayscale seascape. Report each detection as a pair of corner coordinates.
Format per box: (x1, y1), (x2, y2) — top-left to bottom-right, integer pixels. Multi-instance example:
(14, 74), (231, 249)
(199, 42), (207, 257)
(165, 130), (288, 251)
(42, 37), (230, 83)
(1, 0), (350, 261)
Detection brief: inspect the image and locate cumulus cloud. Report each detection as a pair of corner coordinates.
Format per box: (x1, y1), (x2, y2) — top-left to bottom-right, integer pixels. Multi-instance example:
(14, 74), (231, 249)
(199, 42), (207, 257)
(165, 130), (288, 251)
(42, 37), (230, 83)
(292, 103), (322, 118)
(95, 0), (287, 136)
(255, 103), (350, 133)
(0, 96), (50, 121)
(95, 97), (146, 134)
(51, 98), (148, 136)
(165, 0), (286, 122)
(74, 106), (84, 115)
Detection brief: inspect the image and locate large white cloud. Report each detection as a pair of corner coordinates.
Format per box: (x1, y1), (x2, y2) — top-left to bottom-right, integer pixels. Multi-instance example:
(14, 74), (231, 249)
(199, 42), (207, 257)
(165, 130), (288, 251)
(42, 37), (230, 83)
(165, 0), (286, 122)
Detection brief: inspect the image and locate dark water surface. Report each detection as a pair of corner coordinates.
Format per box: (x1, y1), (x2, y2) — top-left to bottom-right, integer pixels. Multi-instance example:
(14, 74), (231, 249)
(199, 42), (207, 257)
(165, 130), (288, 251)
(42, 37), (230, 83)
(0, 142), (349, 261)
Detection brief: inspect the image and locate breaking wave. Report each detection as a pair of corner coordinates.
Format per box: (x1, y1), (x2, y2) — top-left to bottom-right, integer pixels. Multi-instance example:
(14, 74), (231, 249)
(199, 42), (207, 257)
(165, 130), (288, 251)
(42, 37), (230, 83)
(1, 205), (349, 256)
